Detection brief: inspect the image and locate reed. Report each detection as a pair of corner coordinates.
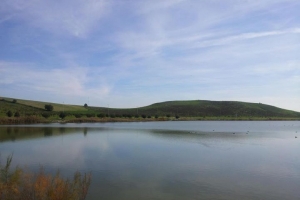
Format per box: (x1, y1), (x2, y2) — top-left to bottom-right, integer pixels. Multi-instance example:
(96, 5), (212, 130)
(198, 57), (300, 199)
(0, 155), (91, 200)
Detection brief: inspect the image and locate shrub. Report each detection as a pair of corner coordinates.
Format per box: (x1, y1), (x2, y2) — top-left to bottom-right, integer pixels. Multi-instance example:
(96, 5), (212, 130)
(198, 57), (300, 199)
(14, 112), (20, 117)
(6, 111), (13, 117)
(59, 112), (66, 119)
(176, 115), (180, 119)
(44, 104), (54, 111)
(12, 99), (17, 103)
(42, 113), (51, 118)
(84, 103), (88, 108)
(155, 115), (159, 119)
(166, 114), (171, 118)
(141, 114), (146, 119)
(134, 115), (139, 118)
(147, 115), (151, 118)
(86, 113), (94, 118)
(97, 113), (105, 118)
(74, 114), (82, 118)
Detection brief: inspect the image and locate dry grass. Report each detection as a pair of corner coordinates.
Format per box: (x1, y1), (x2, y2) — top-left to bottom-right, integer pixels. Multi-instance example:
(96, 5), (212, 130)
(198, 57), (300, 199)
(0, 155), (91, 200)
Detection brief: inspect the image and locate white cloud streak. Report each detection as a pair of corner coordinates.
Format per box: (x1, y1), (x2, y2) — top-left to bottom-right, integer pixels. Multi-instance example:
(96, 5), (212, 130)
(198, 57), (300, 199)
(0, 61), (110, 100)
(0, 0), (299, 110)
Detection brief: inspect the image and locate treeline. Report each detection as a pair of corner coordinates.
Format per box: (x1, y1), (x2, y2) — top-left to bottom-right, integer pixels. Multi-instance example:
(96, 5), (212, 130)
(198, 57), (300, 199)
(1, 99), (300, 121)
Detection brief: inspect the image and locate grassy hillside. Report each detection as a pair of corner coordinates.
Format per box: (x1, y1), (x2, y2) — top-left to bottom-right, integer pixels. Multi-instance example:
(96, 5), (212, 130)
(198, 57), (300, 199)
(90, 100), (300, 118)
(0, 97), (86, 112)
(0, 97), (299, 122)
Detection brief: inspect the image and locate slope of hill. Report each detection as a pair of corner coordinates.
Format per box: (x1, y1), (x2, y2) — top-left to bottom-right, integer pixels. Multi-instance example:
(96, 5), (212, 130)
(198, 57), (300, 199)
(90, 100), (300, 118)
(0, 97), (86, 113)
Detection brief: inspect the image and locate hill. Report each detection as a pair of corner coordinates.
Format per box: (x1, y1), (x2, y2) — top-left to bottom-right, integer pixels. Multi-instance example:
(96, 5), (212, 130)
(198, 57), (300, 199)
(0, 97), (299, 122)
(90, 100), (300, 118)
(0, 97), (86, 115)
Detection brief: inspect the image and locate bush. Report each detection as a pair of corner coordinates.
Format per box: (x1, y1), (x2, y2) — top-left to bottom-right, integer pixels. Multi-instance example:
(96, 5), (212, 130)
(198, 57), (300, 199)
(59, 112), (66, 119)
(135, 115), (139, 118)
(0, 155), (91, 200)
(176, 115), (180, 119)
(86, 113), (94, 118)
(84, 103), (88, 108)
(74, 114), (82, 118)
(42, 113), (51, 118)
(14, 112), (20, 117)
(155, 115), (159, 119)
(166, 114), (171, 118)
(6, 111), (13, 117)
(45, 104), (54, 111)
(147, 115), (151, 118)
(97, 113), (105, 118)
(12, 99), (17, 103)
(141, 114), (146, 119)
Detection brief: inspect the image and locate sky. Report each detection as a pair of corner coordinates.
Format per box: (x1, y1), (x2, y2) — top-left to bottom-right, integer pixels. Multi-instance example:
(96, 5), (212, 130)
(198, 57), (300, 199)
(0, 0), (299, 111)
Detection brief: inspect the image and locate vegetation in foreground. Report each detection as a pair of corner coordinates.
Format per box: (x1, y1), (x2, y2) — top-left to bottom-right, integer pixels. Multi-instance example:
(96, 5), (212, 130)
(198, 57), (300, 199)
(0, 155), (91, 200)
(0, 97), (299, 124)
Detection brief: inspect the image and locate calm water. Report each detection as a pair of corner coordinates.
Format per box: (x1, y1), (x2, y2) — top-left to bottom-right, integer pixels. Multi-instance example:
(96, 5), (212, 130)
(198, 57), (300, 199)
(1, 121), (300, 200)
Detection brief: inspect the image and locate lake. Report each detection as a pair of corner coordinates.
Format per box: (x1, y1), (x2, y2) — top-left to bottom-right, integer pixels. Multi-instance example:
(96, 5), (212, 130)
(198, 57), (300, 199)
(1, 121), (300, 200)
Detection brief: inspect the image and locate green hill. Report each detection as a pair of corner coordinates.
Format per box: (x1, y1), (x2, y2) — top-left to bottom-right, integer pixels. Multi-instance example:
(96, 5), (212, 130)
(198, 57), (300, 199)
(0, 97), (299, 120)
(90, 100), (300, 118)
(0, 97), (86, 115)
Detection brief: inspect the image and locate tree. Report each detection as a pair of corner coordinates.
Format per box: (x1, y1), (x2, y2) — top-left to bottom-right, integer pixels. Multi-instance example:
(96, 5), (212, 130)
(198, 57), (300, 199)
(97, 113), (105, 118)
(14, 112), (20, 117)
(59, 112), (66, 119)
(6, 111), (13, 117)
(86, 113), (94, 118)
(12, 99), (17, 103)
(84, 103), (88, 108)
(45, 104), (54, 111)
(42, 113), (50, 118)
(75, 114), (82, 118)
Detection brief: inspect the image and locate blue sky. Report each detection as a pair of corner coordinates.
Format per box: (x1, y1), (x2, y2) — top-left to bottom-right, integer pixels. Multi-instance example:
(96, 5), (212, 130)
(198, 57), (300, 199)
(0, 0), (299, 111)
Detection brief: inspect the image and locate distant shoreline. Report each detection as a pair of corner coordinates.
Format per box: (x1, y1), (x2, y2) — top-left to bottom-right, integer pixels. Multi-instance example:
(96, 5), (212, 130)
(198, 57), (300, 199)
(0, 116), (299, 125)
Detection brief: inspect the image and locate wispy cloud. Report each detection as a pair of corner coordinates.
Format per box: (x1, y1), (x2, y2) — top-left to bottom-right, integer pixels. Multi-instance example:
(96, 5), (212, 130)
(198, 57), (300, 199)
(0, 61), (110, 102)
(0, 0), (299, 111)
(1, 0), (109, 38)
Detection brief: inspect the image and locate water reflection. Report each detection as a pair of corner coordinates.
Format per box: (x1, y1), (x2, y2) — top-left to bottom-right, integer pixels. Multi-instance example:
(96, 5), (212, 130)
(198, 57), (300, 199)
(84, 127), (87, 137)
(0, 126), (94, 142)
(0, 122), (300, 200)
